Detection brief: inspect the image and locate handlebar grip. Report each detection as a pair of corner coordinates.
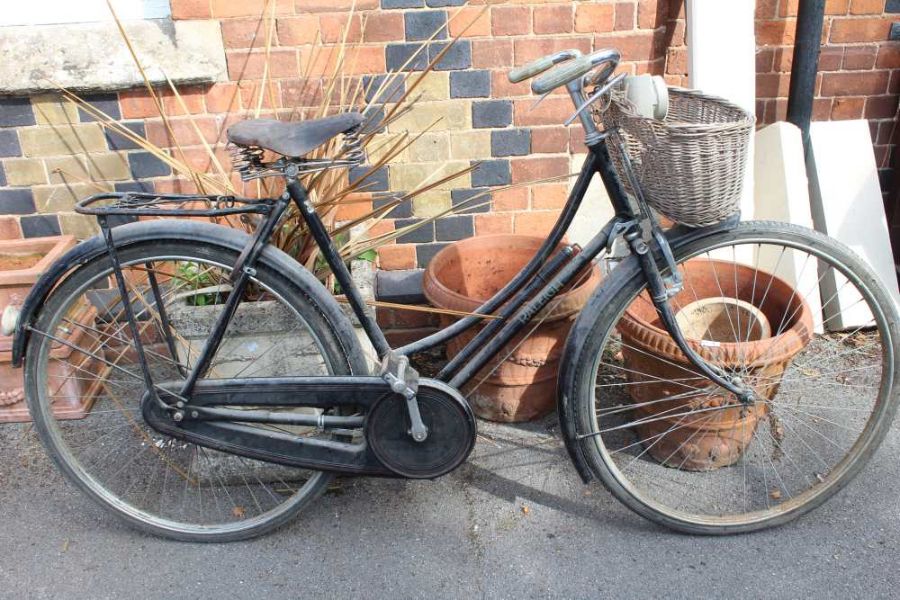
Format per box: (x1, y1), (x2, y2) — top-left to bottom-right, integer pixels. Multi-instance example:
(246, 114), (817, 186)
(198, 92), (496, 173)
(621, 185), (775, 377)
(532, 55), (594, 95)
(508, 56), (557, 84)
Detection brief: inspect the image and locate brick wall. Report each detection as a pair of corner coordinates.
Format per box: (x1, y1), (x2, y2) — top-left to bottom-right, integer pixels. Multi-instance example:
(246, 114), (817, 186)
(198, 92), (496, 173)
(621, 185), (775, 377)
(0, 0), (898, 271)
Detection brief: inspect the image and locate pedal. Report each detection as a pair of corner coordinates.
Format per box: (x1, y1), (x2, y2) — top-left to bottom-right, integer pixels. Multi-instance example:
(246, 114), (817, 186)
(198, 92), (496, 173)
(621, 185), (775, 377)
(380, 351), (428, 442)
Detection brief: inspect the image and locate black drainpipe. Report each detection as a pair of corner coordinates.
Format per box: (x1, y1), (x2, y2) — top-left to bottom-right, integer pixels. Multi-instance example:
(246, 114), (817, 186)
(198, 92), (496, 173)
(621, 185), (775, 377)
(786, 0), (827, 232)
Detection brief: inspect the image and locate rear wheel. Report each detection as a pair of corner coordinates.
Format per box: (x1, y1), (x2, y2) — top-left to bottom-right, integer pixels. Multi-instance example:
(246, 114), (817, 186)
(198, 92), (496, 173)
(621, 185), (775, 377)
(24, 238), (354, 542)
(568, 222), (900, 534)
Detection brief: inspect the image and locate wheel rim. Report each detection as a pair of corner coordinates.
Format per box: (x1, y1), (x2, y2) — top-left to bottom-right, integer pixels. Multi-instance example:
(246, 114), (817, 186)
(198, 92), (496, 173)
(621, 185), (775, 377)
(29, 250), (342, 537)
(586, 235), (895, 528)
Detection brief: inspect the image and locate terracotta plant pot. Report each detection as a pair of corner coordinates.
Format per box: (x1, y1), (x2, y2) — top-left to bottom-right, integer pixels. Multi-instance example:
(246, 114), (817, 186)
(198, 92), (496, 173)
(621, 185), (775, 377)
(617, 258), (814, 471)
(423, 234), (600, 422)
(0, 235), (104, 423)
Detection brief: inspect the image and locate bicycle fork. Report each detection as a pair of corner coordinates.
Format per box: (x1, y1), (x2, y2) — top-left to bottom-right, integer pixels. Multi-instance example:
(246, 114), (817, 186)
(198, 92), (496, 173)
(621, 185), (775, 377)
(624, 223), (755, 404)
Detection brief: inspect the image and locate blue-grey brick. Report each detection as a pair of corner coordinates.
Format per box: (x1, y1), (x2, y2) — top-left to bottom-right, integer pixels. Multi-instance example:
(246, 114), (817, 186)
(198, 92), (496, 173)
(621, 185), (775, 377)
(361, 106), (387, 135)
(105, 121), (146, 151)
(0, 130), (21, 157)
(0, 189), (35, 214)
(471, 159), (511, 187)
(0, 98), (35, 127)
(435, 215), (474, 241)
(0, 163), (6, 187)
(416, 242), (448, 268)
(450, 70), (491, 98)
(472, 100), (512, 128)
(20, 214), (61, 238)
(128, 151), (171, 179)
(376, 269), (426, 304)
(374, 193), (412, 219)
(350, 165), (389, 192)
(426, 0), (466, 6)
(382, 0), (424, 8)
(889, 0), (900, 12)
(891, 22), (900, 41)
(405, 10), (447, 41)
(78, 93), (121, 122)
(491, 128), (530, 157)
(428, 41), (471, 71)
(451, 187), (491, 213)
(363, 74), (406, 104)
(115, 181), (154, 194)
(396, 218), (434, 244)
(386, 43), (428, 72)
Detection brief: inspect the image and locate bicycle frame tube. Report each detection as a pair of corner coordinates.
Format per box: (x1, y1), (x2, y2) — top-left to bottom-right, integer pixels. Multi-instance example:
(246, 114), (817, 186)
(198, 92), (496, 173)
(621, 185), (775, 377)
(395, 151), (604, 357)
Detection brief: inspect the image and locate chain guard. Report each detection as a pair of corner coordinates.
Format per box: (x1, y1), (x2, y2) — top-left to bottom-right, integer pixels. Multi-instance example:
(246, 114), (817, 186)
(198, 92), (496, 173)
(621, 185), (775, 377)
(365, 379), (476, 479)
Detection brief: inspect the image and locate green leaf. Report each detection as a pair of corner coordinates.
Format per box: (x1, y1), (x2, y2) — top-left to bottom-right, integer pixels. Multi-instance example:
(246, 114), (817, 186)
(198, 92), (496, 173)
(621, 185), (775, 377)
(357, 249), (378, 263)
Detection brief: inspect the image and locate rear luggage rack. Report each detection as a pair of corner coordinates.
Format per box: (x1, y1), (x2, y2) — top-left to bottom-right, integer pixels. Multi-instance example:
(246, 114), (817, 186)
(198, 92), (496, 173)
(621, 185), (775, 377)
(75, 192), (276, 218)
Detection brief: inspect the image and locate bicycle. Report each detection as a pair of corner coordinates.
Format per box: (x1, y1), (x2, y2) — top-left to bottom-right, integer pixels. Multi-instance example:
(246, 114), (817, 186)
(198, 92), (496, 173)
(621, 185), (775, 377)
(8, 48), (899, 541)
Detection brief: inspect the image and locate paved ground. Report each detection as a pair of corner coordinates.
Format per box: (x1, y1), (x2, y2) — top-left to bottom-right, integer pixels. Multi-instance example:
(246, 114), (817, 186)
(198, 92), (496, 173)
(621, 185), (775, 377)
(2, 413), (900, 600)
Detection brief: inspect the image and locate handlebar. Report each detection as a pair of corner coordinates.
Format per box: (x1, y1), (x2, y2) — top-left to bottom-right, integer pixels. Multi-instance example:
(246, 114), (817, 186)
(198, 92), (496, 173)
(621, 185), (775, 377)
(532, 49), (621, 94)
(508, 50), (582, 83)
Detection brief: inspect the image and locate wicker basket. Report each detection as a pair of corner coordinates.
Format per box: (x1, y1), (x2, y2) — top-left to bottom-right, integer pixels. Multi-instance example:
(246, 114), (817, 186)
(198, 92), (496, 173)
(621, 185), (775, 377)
(601, 88), (755, 227)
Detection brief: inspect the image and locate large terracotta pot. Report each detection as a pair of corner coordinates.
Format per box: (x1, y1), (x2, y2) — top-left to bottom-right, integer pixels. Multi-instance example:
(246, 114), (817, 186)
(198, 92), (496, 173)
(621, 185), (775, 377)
(0, 235), (104, 422)
(618, 258), (814, 471)
(423, 234), (600, 422)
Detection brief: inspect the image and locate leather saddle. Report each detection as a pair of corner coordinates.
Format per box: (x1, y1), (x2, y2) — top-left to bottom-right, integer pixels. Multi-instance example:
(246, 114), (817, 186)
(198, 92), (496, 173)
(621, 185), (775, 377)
(227, 112), (364, 158)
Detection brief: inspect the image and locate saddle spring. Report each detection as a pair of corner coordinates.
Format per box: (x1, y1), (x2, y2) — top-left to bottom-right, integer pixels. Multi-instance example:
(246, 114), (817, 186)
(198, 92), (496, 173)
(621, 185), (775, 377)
(230, 126), (366, 182)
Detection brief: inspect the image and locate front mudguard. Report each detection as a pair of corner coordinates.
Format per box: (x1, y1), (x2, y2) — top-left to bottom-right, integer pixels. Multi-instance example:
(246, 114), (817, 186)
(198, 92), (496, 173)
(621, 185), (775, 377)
(11, 220), (370, 378)
(556, 217), (739, 483)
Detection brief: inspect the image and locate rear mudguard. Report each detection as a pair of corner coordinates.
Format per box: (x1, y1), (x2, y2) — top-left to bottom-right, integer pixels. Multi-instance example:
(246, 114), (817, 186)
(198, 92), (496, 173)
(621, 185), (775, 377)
(11, 219), (370, 378)
(557, 218), (739, 483)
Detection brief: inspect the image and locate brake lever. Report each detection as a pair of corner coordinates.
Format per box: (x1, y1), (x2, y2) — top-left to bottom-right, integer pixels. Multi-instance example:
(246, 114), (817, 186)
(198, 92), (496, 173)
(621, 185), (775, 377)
(564, 72), (627, 127)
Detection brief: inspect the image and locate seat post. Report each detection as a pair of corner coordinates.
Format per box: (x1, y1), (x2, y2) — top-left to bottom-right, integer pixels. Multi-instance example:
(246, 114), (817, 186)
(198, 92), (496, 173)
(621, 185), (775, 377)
(285, 176), (391, 359)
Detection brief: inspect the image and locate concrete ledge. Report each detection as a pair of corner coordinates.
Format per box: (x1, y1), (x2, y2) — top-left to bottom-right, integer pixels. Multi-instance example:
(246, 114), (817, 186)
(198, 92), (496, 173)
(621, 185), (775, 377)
(376, 268), (426, 304)
(0, 19), (227, 95)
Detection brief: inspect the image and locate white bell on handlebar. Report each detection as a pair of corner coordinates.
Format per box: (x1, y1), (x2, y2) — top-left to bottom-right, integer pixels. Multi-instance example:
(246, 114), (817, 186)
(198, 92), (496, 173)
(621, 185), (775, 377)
(623, 75), (669, 120)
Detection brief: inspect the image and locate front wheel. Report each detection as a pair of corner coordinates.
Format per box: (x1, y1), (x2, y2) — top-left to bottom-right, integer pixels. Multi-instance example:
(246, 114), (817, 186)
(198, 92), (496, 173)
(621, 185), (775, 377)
(566, 221), (900, 534)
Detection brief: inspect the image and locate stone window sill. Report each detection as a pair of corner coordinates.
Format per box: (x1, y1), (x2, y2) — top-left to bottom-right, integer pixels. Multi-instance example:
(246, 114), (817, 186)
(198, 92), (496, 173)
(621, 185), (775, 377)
(0, 19), (226, 95)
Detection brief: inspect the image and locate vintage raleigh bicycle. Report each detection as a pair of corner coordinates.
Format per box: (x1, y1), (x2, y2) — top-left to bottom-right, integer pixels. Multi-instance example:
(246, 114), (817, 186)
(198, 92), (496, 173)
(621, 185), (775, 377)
(8, 48), (900, 541)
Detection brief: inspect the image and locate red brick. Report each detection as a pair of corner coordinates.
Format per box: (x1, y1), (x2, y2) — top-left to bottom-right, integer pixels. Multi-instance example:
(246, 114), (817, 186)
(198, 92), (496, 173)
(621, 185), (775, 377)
(876, 45), (900, 69)
(614, 2), (635, 31)
(281, 79), (325, 107)
(492, 6), (531, 36)
(492, 70), (530, 98)
(756, 47), (776, 73)
(510, 156), (569, 184)
(367, 219), (394, 239)
(363, 12), (404, 43)
(222, 19), (267, 49)
(842, 45), (878, 70)
(637, 0), (661, 29)
(377, 244), (416, 270)
(831, 96), (865, 120)
(830, 17), (892, 43)
(119, 90), (161, 119)
(171, 0), (211, 19)
(780, 0), (849, 16)
(297, 0), (378, 13)
(492, 187), (529, 211)
(850, 0), (885, 14)
(514, 210), (559, 236)
(277, 16), (320, 45)
(757, 0), (779, 19)
(211, 0), (290, 18)
(865, 95), (900, 119)
(756, 73), (791, 98)
(472, 39), (514, 68)
(239, 81), (281, 110)
(514, 96), (572, 127)
(227, 49), (299, 80)
(146, 116), (221, 147)
(301, 45), (385, 76)
(204, 83), (241, 114)
(474, 213), (513, 235)
(335, 192), (373, 221)
(756, 20), (796, 46)
(821, 70), (891, 96)
(320, 13), (363, 44)
(595, 32), (665, 61)
(813, 97), (833, 120)
(574, 3), (614, 34)
(513, 37), (592, 65)
(531, 127), (568, 153)
(449, 6), (491, 38)
(819, 46), (845, 71)
(533, 5), (573, 35)
(0, 217), (21, 240)
(532, 183), (568, 209)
